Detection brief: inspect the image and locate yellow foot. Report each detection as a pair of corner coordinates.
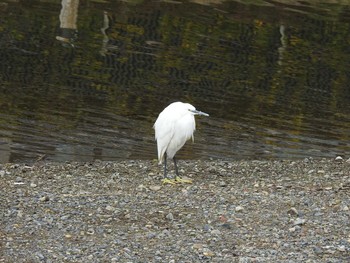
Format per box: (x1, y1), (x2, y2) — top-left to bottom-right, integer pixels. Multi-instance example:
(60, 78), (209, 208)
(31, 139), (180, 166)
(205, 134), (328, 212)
(175, 176), (192, 184)
(162, 178), (177, 185)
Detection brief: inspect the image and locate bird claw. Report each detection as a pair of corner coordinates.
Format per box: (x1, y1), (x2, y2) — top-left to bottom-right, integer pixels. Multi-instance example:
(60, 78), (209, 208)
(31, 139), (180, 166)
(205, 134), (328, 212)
(161, 177), (193, 185)
(175, 176), (193, 184)
(162, 178), (177, 185)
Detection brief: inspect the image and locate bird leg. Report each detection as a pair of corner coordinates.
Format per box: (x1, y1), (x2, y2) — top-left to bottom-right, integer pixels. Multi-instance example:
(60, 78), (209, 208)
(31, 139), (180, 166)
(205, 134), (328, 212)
(162, 154), (177, 185)
(163, 153), (167, 178)
(174, 157), (192, 184)
(161, 155), (192, 184)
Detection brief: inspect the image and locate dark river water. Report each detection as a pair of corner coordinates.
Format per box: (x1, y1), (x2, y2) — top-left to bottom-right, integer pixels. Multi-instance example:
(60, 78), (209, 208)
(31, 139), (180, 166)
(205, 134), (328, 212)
(1, 0), (350, 163)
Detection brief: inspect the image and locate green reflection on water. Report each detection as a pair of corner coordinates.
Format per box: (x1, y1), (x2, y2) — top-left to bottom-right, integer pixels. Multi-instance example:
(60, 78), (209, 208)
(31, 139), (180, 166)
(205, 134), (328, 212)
(0, 0), (350, 162)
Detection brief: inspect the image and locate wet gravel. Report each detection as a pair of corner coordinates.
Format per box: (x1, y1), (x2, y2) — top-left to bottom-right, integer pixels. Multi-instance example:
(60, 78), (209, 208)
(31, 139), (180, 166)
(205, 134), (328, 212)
(1, 157), (350, 262)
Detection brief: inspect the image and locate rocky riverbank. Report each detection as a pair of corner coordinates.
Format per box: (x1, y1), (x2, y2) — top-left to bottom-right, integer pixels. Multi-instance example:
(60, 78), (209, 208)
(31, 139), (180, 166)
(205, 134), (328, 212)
(1, 158), (350, 262)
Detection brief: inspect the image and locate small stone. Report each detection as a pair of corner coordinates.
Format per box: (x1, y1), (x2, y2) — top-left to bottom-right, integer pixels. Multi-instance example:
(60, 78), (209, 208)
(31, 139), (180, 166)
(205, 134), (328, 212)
(105, 205), (114, 211)
(149, 185), (161, 191)
(35, 252), (45, 260)
(61, 215), (70, 220)
(124, 214), (131, 219)
(289, 226), (297, 232)
(192, 243), (204, 250)
(313, 246), (322, 254)
(343, 205), (349, 211)
(86, 228), (95, 235)
(203, 224), (211, 232)
(137, 184), (146, 191)
(160, 229), (171, 237)
(166, 213), (174, 221)
(220, 223), (232, 229)
(203, 250), (215, 257)
(17, 210), (23, 218)
(211, 229), (221, 235)
(219, 181), (227, 187)
(30, 183), (37, 188)
(39, 196), (49, 202)
(293, 218), (306, 226)
(337, 245), (346, 252)
(335, 156), (343, 161)
(287, 207), (299, 216)
(235, 206), (244, 212)
(146, 232), (156, 239)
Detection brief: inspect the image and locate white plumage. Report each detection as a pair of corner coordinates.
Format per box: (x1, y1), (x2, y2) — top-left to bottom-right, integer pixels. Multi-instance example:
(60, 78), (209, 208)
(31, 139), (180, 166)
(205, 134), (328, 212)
(154, 102), (196, 163)
(153, 101), (209, 182)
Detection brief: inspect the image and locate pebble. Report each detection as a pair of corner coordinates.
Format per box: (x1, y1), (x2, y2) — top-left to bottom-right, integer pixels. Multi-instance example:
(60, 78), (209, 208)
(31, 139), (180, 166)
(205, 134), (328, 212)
(219, 181), (227, 187)
(166, 213), (174, 221)
(192, 243), (204, 250)
(337, 245), (346, 252)
(124, 214), (131, 219)
(287, 207), (299, 217)
(235, 206), (244, 212)
(146, 232), (157, 239)
(35, 252), (45, 260)
(335, 156), (343, 161)
(289, 226), (301, 232)
(293, 218), (306, 226)
(203, 224), (211, 231)
(39, 196), (50, 202)
(210, 229), (221, 235)
(313, 246), (322, 254)
(149, 185), (161, 191)
(86, 228), (95, 235)
(203, 250), (215, 257)
(105, 205), (114, 211)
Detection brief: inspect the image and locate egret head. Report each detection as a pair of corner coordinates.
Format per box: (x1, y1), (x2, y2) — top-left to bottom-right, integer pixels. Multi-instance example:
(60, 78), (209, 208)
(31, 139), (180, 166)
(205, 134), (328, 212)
(187, 104), (209, 117)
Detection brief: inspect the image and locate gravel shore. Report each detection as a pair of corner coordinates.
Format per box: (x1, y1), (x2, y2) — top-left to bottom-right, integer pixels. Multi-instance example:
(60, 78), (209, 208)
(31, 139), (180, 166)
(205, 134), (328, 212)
(1, 158), (350, 262)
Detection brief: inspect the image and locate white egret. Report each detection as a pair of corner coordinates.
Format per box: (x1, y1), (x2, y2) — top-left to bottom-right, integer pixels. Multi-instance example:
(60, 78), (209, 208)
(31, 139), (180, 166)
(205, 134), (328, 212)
(154, 101), (209, 184)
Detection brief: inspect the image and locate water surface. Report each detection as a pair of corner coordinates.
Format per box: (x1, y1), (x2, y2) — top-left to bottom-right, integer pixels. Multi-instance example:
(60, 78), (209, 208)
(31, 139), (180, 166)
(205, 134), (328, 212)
(0, 0), (350, 163)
